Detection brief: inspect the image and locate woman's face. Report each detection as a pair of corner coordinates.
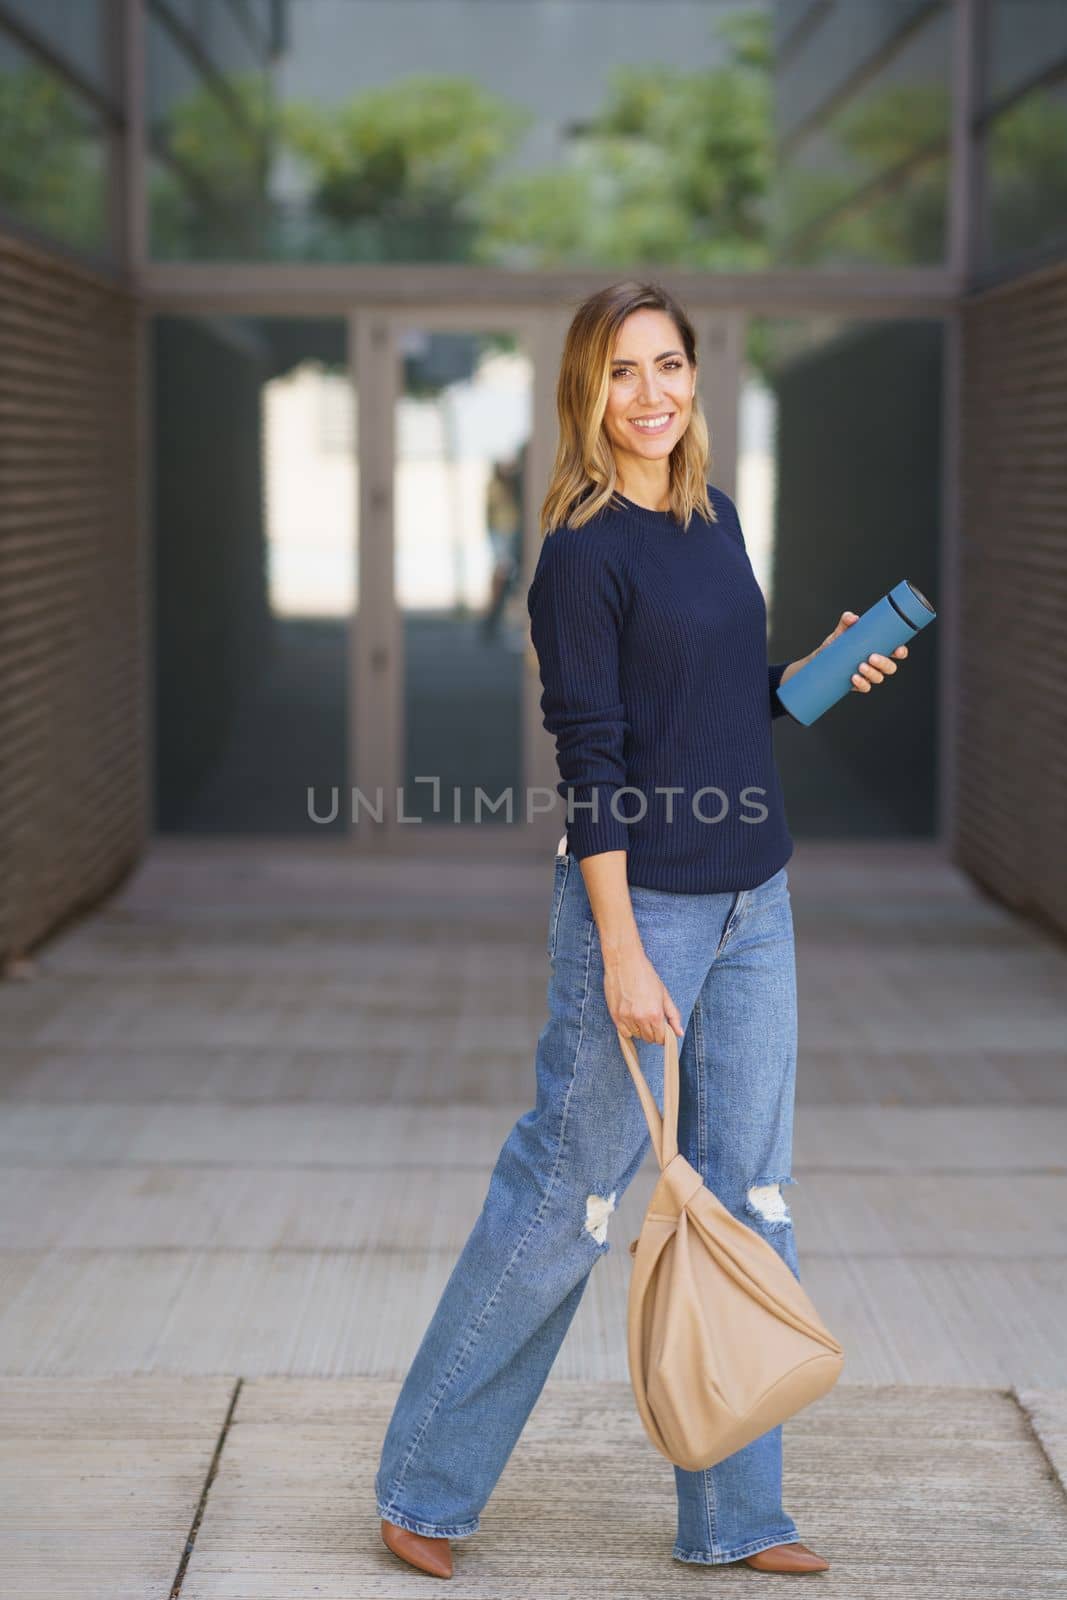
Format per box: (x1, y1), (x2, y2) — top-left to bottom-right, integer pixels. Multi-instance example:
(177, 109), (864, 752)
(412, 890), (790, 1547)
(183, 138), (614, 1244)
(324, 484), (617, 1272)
(602, 308), (695, 472)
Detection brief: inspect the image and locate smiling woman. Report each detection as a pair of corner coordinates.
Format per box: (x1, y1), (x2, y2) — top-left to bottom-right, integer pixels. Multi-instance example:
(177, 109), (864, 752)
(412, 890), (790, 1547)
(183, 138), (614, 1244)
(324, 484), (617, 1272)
(541, 280), (714, 533)
(375, 278), (834, 1581)
(604, 326), (696, 467)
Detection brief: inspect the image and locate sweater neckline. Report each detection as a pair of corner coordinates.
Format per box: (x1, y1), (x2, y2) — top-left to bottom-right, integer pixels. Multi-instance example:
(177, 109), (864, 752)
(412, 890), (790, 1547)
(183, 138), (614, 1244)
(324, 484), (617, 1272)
(612, 490), (683, 530)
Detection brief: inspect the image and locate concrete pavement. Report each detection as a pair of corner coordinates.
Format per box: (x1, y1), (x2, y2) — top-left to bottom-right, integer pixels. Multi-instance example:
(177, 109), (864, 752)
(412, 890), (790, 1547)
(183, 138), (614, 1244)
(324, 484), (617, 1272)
(1, 838), (1064, 1596)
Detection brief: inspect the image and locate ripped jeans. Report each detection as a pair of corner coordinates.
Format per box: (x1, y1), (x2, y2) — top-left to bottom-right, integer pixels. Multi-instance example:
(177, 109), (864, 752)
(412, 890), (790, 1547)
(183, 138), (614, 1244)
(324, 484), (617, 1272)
(375, 852), (801, 1565)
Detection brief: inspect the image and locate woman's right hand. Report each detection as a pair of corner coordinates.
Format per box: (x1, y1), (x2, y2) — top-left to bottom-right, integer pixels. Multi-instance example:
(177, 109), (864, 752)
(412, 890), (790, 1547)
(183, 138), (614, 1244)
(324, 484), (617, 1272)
(575, 851), (684, 1044)
(603, 941), (684, 1044)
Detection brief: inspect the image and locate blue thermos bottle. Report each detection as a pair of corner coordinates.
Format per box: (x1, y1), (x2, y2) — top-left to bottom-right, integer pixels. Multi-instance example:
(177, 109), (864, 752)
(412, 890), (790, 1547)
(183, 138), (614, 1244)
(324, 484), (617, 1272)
(774, 579), (936, 726)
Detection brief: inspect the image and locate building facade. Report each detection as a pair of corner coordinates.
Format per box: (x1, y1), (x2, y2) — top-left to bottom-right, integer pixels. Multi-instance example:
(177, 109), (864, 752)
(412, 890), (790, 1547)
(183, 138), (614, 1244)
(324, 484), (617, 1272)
(1, 0), (1065, 961)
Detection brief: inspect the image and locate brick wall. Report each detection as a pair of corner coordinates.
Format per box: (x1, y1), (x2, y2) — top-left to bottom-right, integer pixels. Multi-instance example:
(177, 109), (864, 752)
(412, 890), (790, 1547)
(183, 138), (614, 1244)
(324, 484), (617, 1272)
(0, 233), (145, 964)
(957, 260), (1067, 938)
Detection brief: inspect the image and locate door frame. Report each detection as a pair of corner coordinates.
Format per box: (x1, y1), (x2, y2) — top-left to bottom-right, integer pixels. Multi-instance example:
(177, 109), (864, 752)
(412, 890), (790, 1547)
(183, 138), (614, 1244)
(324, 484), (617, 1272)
(349, 302), (565, 862)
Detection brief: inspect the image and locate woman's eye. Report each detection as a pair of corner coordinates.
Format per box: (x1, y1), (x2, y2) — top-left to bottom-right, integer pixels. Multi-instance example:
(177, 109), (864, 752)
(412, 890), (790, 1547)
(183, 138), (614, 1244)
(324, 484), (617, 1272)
(612, 361), (684, 378)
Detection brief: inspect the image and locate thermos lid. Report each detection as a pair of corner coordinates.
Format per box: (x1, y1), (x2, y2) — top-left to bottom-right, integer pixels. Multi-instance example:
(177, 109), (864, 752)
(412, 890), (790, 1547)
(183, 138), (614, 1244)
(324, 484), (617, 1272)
(889, 579), (936, 630)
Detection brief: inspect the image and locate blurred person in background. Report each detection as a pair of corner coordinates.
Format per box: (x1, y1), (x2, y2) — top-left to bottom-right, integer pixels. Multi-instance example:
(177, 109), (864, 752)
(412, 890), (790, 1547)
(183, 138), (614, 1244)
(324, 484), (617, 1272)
(481, 448), (526, 642)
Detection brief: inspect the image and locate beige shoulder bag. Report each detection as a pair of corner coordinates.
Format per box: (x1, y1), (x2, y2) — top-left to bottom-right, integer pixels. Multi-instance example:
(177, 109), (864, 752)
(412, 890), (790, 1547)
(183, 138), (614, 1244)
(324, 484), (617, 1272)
(617, 1025), (844, 1472)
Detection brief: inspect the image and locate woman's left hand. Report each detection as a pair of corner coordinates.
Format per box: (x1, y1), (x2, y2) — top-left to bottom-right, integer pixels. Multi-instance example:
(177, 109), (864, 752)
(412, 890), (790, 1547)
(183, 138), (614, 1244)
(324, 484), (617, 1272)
(811, 610), (908, 693)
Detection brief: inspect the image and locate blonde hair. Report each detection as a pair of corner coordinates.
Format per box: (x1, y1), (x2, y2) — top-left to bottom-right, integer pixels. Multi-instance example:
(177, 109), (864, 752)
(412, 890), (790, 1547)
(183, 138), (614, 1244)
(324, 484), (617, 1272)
(540, 280), (715, 536)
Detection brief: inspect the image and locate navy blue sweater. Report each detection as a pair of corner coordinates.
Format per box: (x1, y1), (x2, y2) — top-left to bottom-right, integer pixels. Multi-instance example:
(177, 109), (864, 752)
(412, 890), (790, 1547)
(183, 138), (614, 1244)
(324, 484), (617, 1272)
(527, 483), (796, 893)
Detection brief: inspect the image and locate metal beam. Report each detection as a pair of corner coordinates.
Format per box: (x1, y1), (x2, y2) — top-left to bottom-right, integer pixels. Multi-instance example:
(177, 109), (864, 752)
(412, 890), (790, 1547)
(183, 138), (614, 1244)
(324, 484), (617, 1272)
(137, 263), (962, 318)
(948, 0), (984, 285)
(121, 0), (147, 273)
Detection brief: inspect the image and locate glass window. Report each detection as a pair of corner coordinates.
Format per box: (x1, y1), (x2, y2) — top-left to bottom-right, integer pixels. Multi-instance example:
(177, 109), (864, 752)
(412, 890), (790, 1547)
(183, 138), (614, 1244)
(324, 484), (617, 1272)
(984, 82), (1067, 268)
(773, 2), (951, 266)
(979, 2), (1067, 270)
(0, 29), (110, 253)
(984, 1), (1067, 107)
(776, 0), (940, 143)
(147, 0), (779, 267)
(0, 0), (115, 103)
(148, 9), (273, 259)
(156, 0), (265, 76)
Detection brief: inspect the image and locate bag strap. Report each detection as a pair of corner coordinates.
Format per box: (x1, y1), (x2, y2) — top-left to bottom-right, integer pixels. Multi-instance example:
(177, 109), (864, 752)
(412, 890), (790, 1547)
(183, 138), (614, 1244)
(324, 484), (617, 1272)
(615, 1026), (680, 1170)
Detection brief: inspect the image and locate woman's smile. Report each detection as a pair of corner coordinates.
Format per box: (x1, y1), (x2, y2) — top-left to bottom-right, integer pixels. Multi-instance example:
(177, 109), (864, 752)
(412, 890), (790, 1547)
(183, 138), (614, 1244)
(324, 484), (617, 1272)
(630, 412), (676, 434)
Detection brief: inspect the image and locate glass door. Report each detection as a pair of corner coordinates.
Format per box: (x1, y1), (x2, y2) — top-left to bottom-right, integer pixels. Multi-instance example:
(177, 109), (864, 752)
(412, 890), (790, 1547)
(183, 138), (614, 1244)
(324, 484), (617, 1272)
(352, 308), (562, 859)
(152, 315), (355, 836)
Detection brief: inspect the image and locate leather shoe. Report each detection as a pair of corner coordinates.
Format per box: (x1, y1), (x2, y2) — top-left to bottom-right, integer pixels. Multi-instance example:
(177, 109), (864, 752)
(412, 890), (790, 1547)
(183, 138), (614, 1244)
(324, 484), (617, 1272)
(743, 1540), (830, 1573)
(380, 1518), (454, 1579)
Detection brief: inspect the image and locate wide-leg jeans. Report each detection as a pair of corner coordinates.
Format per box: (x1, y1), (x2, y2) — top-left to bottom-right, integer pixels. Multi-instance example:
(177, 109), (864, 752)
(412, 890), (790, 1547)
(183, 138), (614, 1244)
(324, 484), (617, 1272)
(376, 851), (802, 1564)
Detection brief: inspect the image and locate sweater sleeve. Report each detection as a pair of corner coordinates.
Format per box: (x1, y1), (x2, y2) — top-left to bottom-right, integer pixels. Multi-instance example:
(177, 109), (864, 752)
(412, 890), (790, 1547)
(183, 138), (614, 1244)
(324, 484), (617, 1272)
(768, 659), (791, 720)
(712, 486), (793, 723)
(527, 526), (632, 859)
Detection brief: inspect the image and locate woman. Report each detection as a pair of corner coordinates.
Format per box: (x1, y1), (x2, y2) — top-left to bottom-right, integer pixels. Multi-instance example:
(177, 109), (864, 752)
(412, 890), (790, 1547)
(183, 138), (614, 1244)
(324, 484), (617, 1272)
(376, 280), (907, 1579)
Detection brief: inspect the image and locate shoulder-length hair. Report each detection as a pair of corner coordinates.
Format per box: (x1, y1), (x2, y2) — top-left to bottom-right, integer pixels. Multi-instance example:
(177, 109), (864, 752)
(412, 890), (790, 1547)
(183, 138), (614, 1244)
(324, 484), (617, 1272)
(540, 279), (715, 536)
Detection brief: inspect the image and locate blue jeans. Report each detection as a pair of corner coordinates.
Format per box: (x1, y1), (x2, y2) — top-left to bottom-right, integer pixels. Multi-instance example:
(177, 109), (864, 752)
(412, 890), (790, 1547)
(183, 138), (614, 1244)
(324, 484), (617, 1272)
(376, 853), (801, 1565)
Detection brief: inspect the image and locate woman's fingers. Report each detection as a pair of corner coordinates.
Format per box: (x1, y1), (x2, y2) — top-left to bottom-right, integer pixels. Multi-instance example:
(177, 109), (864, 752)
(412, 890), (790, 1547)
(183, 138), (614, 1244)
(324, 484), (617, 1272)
(662, 989), (684, 1039)
(851, 648), (909, 690)
(617, 1004), (684, 1043)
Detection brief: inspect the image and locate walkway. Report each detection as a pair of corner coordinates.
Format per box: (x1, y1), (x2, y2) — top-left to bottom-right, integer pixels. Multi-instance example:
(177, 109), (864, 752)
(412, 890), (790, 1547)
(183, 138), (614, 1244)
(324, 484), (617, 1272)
(1, 839), (1064, 1596)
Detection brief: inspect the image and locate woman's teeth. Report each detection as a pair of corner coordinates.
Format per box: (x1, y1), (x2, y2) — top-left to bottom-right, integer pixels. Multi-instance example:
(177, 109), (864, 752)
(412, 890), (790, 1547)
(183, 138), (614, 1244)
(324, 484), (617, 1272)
(631, 413), (673, 433)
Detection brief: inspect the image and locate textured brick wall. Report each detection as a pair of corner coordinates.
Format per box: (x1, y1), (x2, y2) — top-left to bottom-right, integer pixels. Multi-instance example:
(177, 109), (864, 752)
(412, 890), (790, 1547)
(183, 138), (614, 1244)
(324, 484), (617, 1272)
(957, 261), (1067, 938)
(0, 233), (145, 964)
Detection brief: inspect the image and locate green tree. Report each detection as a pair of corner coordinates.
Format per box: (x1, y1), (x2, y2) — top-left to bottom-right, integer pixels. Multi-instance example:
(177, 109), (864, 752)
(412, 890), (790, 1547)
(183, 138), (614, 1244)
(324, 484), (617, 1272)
(151, 71), (274, 259)
(0, 66), (105, 251)
(774, 83), (951, 267)
(284, 76), (529, 262)
(475, 9), (773, 269)
(986, 92), (1067, 262)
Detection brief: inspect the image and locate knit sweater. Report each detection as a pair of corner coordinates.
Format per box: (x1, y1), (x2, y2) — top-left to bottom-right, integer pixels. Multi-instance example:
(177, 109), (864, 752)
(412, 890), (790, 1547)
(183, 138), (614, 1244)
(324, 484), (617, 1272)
(526, 483), (797, 893)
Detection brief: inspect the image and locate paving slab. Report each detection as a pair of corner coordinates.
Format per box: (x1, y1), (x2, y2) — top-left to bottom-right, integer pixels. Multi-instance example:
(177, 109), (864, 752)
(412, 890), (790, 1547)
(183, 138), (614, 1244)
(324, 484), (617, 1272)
(2, 1101), (1064, 1171)
(177, 1378), (1067, 1600)
(3, 1040), (1066, 1106)
(0, 1245), (1063, 1388)
(0, 1376), (233, 1600)
(2, 1160), (1065, 1259)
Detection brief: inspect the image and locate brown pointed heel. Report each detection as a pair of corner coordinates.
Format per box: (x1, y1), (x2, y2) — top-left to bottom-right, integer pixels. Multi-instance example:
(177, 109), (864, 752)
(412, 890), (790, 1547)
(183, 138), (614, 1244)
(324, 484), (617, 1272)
(742, 1540), (830, 1574)
(380, 1517), (454, 1579)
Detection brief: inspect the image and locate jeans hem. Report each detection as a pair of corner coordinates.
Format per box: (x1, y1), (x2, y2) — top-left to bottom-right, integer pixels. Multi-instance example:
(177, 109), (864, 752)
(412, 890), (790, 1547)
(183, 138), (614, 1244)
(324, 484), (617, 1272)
(672, 1525), (800, 1565)
(377, 1503), (480, 1540)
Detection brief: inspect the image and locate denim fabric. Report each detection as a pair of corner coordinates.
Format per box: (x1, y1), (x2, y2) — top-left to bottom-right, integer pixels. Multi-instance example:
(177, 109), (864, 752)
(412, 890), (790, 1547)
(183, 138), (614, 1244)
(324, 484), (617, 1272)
(375, 853), (801, 1564)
